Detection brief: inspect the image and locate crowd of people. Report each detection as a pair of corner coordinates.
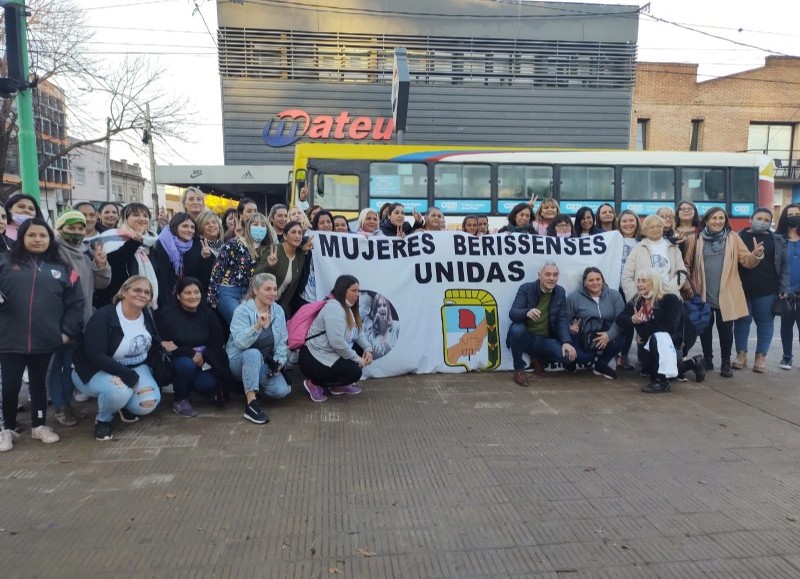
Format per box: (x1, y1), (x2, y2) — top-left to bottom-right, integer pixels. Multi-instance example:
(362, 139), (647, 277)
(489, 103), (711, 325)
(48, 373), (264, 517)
(0, 189), (798, 453)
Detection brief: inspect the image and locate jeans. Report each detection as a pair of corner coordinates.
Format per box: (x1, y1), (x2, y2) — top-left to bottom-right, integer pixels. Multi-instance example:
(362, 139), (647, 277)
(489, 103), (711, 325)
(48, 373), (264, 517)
(72, 364), (161, 423)
(229, 349), (291, 398)
(700, 307), (734, 361)
(217, 284), (248, 326)
(0, 352), (52, 429)
(733, 293), (776, 356)
(172, 356), (219, 402)
(569, 333), (626, 367)
(508, 323), (575, 370)
(47, 342), (78, 409)
(780, 300), (800, 359)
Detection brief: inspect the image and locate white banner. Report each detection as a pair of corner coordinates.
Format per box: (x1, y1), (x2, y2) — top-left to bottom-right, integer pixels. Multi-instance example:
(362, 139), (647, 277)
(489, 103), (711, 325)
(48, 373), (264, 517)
(312, 231), (623, 378)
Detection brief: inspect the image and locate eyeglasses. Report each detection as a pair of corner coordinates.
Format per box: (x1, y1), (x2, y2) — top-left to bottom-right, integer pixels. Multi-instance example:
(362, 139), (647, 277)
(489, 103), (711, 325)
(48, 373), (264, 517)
(555, 223), (572, 229)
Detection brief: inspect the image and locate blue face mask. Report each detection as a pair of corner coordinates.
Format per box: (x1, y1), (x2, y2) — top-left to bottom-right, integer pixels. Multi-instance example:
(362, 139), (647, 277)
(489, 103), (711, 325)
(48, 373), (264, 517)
(250, 226), (268, 242)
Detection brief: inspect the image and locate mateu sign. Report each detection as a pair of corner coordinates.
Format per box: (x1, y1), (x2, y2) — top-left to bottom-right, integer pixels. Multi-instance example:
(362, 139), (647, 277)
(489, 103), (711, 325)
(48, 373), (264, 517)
(262, 109), (395, 148)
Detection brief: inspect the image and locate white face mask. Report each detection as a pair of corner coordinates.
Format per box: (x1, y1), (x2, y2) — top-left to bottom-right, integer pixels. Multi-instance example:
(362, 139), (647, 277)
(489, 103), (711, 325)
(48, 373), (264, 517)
(345, 298), (356, 307)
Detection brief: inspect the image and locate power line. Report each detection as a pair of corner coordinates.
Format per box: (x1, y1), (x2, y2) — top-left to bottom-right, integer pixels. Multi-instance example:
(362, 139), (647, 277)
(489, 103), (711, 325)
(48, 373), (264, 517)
(85, 25), (211, 35)
(192, 0), (218, 48)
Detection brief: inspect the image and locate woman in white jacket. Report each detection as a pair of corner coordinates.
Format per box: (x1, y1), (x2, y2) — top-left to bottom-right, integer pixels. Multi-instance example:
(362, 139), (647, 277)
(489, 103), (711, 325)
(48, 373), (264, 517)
(621, 214), (688, 300)
(299, 274), (373, 403)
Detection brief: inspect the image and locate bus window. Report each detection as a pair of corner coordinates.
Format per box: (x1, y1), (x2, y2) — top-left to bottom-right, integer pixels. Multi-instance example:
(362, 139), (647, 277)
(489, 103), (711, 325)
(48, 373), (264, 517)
(316, 174), (360, 211)
(560, 166), (614, 200)
(498, 165), (553, 199)
(369, 163), (428, 198)
(731, 167), (757, 202)
(681, 168), (726, 204)
(434, 164), (490, 199)
(621, 167), (675, 201)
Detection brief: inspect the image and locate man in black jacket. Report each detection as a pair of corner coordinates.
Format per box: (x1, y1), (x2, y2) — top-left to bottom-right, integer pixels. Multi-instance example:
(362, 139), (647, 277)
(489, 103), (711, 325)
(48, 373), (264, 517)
(507, 261), (576, 387)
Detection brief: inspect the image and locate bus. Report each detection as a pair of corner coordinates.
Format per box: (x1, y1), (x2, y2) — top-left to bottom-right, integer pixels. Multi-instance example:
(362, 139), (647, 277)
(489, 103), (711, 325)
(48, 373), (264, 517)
(290, 144), (775, 229)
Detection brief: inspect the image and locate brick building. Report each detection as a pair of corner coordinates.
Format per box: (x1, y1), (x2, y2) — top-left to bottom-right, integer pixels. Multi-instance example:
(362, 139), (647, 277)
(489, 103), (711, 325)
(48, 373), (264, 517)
(631, 56), (800, 206)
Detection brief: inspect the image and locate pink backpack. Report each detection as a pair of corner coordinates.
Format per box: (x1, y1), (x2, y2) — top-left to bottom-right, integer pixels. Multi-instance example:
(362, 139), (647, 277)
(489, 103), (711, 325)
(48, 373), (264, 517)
(286, 297), (329, 350)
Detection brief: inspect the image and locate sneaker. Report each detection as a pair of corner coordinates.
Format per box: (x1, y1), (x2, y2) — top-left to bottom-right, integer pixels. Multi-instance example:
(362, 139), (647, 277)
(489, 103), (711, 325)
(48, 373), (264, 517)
(31, 425), (60, 444)
(54, 406), (80, 427)
(641, 380), (671, 393)
(72, 391), (90, 403)
(303, 379), (327, 402)
(330, 384), (362, 395)
(779, 356), (792, 370)
(692, 355), (706, 383)
(593, 365), (617, 380)
(513, 370), (530, 387)
(0, 429), (17, 452)
(95, 420), (113, 441)
(243, 400), (269, 424)
(117, 408), (139, 423)
(172, 399), (198, 418)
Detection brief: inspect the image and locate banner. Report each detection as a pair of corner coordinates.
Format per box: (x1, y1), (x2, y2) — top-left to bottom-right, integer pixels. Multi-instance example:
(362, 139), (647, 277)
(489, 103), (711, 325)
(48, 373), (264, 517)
(311, 231), (624, 378)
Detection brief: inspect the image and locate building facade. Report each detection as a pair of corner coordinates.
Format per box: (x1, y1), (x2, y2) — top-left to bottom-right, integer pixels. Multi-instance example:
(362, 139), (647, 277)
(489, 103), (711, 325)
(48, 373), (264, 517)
(111, 158), (146, 206)
(630, 56), (800, 206)
(69, 141), (107, 204)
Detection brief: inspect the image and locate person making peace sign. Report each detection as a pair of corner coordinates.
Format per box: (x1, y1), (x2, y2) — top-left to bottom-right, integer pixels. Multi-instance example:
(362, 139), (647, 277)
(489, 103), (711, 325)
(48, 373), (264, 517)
(254, 219), (313, 318)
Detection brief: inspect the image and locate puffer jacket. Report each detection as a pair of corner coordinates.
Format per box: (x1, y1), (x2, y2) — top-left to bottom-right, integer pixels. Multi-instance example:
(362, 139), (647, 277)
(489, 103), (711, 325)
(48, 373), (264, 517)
(565, 285), (625, 340)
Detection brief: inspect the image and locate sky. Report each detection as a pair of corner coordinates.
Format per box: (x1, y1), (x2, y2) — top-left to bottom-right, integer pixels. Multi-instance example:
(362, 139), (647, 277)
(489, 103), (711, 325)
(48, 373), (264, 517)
(74, 0), (800, 172)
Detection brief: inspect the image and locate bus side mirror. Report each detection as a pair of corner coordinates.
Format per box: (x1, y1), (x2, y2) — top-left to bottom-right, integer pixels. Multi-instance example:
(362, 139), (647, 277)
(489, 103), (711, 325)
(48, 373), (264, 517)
(317, 172), (325, 196)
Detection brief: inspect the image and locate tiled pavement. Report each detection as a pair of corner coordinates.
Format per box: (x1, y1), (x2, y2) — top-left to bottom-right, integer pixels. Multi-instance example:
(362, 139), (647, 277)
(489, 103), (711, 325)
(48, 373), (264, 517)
(2, 362), (800, 578)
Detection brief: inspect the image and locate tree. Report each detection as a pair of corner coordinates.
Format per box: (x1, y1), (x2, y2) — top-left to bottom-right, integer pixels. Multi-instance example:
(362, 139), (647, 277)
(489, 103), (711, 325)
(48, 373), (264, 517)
(0, 0), (191, 200)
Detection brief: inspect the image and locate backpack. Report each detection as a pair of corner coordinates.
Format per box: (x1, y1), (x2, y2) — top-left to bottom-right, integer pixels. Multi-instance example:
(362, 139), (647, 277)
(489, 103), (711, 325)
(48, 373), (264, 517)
(286, 297), (329, 350)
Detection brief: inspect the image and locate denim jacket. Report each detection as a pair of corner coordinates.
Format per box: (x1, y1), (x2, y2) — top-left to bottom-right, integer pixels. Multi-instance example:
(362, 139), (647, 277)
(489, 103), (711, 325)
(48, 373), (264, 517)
(226, 298), (289, 366)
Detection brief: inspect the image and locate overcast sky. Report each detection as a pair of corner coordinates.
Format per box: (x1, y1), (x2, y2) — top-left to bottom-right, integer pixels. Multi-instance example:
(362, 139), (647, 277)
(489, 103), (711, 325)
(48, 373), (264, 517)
(75, 0), (800, 170)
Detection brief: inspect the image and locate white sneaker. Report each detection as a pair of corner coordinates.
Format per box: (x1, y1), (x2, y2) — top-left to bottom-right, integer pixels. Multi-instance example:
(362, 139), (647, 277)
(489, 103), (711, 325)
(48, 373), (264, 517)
(31, 425), (60, 444)
(73, 391), (90, 402)
(0, 429), (15, 452)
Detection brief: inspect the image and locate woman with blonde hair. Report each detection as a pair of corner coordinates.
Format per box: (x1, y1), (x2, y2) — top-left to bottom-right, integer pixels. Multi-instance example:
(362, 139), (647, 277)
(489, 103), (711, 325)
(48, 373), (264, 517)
(532, 198), (560, 235)
(621, 214), (688, 300)
(288, 205), (311, 232)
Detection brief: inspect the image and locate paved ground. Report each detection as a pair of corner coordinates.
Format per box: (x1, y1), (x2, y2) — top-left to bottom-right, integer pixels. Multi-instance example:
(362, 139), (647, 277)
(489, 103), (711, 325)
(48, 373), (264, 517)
(2, 345), (800, 578)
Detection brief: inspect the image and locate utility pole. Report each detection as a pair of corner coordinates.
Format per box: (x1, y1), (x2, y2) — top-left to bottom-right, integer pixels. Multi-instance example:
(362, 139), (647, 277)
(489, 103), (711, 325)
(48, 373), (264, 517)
(144, 103), (159, 215)
(105, 117), (112, 201)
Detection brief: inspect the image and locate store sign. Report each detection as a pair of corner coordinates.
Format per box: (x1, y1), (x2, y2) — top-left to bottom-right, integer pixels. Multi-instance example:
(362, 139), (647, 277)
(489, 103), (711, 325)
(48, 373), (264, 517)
(262, 109), (395, 148)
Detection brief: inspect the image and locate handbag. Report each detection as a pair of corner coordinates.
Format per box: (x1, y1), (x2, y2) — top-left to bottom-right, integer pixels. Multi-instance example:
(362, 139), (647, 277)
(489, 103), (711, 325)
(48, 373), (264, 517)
(148, 342), (174, 387)
(682, 277), (711, 335)
(772, 294), (796, 318)
(580, 317), (609, 351)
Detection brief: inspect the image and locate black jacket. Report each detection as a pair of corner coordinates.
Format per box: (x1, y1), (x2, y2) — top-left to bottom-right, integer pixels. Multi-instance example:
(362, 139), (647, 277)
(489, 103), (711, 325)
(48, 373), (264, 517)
(507, 280), (570, 345)
(152, 239), (215, 308)
(74, 304), (160, 387)
(0, 254), (84, 354)
(617, 293), (683, 347)
(93, 238), (144, 308)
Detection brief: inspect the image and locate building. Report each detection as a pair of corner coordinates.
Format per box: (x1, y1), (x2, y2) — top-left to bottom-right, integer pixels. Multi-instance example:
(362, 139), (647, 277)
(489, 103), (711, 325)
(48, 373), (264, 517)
(159, 0), (640, 207)
(69, 141), (107, 204)
(630, 56), (800, 206)
(111, 158), (146, 206)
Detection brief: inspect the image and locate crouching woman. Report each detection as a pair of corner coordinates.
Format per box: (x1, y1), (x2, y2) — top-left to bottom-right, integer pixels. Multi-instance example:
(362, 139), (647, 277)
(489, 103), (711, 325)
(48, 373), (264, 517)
(72, 276), (162, 440)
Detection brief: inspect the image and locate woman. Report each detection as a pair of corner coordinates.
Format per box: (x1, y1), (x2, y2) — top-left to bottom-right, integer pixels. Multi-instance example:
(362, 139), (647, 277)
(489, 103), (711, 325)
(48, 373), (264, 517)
(573, 206), (601, 237)
(617, 268), (705, 393)
(289, 205), (312, 232)
(332, 215), (351, 233)
(498, 202), (534, 234)
(675, 200), (700, 270)
(3, 193), (44, 242)
(596, 203), (617, 233)
(227, 273), (291, 424)
(49, 211), (111, 427)
(731, 208), (789, 372)
(0, 205), (11, 252)
(0, 218), (84, 450)
(72, 276), (163, 441)
(181, 187), (206, 221)
(355, 208), (379, 237)
(96, 202), (120, 233)
(294, 210), (332, 308)
(476, 215), (489, 235)
(565, 267), (626, 379)
(546, 214), (574, 237)
(222, 208), (238, 239)
(156, 277), (232, 417)
(421, 207), (445, 231)
(91, 202), (159, 309)
(774, 204), (800, 370)
(532, 198), (560, 235)
(183, 210), (223, 295)
(73, 201), (100, 238)
(152, 212), (198, 308)
(377, 203), (422, 237)
(621, 214), (688, 301)
(208, 213), (272, 325)
(656, 207), (676, 237)
(256, 220), (308, 318)
(615, 209), (641, 370)
(299, 275), (373, 402)
(690, 207), (763, 377)
(306, 204), (322, 224)
(462, 216), (479, 235)
(268, 203), (289, 242)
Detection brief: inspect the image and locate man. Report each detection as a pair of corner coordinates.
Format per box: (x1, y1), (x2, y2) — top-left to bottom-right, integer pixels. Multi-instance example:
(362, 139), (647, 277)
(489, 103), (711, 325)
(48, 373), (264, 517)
(507, 261), (577, 387)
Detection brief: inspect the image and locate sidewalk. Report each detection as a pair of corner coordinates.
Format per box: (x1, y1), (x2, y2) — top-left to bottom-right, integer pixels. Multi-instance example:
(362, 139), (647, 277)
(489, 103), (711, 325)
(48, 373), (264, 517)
(2, 361), (800, 578)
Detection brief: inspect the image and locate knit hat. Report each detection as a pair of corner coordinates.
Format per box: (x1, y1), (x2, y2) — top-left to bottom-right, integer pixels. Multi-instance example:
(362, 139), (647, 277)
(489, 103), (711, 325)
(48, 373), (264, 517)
(55, 210), (86, 230)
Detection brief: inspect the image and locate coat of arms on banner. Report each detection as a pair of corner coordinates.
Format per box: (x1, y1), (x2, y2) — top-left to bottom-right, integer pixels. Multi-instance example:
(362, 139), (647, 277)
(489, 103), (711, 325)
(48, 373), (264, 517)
(441, 289), (500, 370)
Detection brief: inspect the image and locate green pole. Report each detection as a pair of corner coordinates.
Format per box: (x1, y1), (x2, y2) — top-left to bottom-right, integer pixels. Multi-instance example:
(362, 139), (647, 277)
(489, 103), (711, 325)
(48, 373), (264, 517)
(10, 0), (40, 202)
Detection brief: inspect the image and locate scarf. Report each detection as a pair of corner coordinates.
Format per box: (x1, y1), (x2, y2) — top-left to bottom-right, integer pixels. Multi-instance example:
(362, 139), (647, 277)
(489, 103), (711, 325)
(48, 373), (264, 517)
(504, 223), (534, 234)
(158, 227), (193, 274)
(700, 227), (728, 255)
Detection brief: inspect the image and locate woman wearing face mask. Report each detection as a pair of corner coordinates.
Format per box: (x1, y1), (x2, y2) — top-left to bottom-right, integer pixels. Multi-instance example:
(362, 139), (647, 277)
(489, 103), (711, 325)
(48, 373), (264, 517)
(774, 204), (800, 370)
(356, 208), (379, 237)
(152, 212), (201, 309)
(621, 214), (688, 301)
(208, 213), (273, 325)
(299, 275), (373, 403)
(3, 193), (44, 242)
(596, 203), (617, 233)
(545, 214), (575, 238)
(0, 218), (84, 451)
(573, 206), (601, 237)
(731, 208), (789, 372)
(255, 220), (311, 318)
(690, 207), (763, 377)
(532, 198), (560, 235)
(49, 211), (111, 427)
(615, 209), (642, 370)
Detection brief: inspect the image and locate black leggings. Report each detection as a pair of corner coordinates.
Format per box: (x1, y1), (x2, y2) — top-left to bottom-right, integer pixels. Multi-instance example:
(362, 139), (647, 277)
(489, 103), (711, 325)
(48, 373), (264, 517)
(700, 307), (733, 361)
(298, 345), (362, 388)
(0, 352), (53, 429)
